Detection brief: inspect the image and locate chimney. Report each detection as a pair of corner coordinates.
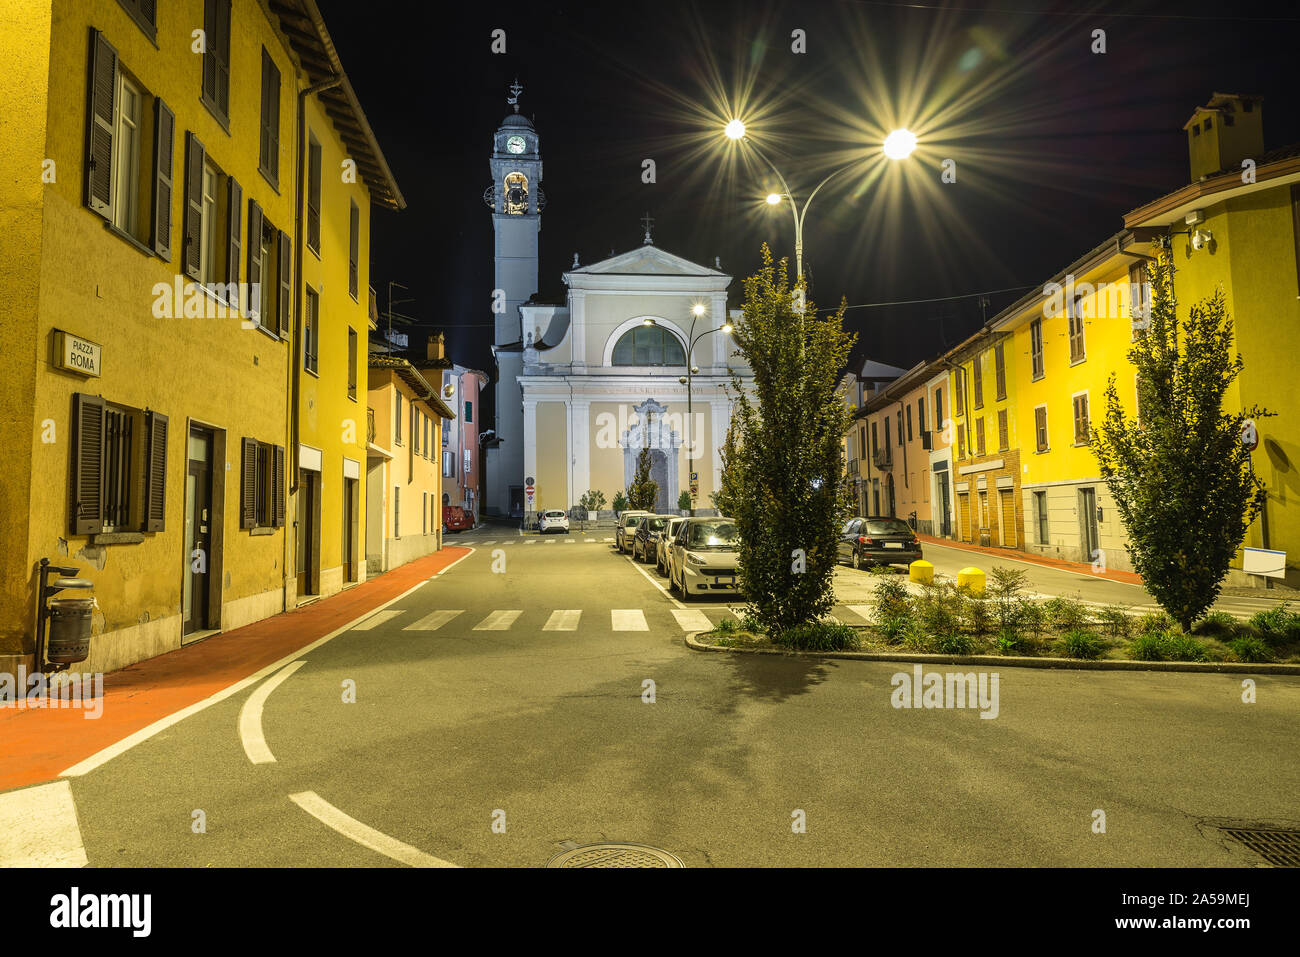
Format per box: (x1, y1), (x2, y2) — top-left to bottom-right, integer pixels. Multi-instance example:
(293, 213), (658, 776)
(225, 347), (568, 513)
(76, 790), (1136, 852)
(427, 332), (445, 362)
(1183, 93), (1264, 182)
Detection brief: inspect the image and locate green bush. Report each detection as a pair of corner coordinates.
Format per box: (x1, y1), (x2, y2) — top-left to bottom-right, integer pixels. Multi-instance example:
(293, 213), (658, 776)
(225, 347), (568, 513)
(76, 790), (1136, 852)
(932, 633), (975, 655)
(677, 490), (693, 511)
(714, 617), (738, 636)
(1247, 604), (1300, 646)
(1057, 629), (1105, 660)
(740, 610), (765, 634)
(1044, 596), (1090, 632)
(987, 567), (1030, 630)
(1017, 600), (1048, 639)
(901, 621), (933, 653)
(1097, 605), (1135, 638)
(996, 628), (1030, 656)
(1228, 635), (1275, 663)
(962, 595), (994, 636)
(916, 582), (963, 637)
(1194, 611), (1240, 638)
(1129, 630), (1211, 662)
(873, 578), (913, 623)
(877, 616), (911, 645)
(775, 621), (861, 652)
(1137, 611), (1176, 635)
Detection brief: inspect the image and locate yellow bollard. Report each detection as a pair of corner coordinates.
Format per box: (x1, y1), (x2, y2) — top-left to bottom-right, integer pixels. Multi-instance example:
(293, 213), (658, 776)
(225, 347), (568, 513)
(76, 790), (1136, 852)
(909, 560), (934, 585)
(957, 566), (986, 597)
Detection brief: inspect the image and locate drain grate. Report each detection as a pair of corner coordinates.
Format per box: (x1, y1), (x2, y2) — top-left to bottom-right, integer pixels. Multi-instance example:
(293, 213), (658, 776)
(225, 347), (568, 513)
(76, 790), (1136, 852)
(547, 843), (684, 868)
(1220, 827), (1300, 867)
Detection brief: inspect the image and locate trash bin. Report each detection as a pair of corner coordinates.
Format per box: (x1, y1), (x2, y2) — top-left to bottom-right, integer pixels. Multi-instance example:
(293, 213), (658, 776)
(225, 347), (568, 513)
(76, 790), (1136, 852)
(47, 596), (95, 663)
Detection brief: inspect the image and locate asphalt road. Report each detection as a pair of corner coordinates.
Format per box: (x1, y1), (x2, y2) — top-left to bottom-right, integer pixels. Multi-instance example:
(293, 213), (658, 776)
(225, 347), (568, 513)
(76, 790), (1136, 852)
(63, 525), (1300, 867)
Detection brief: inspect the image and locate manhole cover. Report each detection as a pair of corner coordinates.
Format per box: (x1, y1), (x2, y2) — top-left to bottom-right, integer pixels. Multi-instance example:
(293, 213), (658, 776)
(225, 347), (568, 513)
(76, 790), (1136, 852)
(547, 843), (684, 868)
(1219, 827), (1300, 867)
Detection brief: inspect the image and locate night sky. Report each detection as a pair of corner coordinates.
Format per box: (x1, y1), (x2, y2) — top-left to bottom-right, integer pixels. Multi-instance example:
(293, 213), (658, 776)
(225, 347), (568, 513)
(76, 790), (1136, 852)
(317, 0), (1299, 422)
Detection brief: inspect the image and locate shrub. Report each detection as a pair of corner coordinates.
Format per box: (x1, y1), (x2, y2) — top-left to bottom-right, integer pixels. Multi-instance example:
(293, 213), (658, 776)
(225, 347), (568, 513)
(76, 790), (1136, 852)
(877, 616), (911, 645)
(1247, 604), (1300, 646)
(916, 582), (963, 638)
(1130, 630), (1212, 662)
(987, 567), (1030, 630)
(740, 610), (765, 634)
(1097, 605), (1135, 639)
(873, 578), (913, 623)
(901, 620), (933, 653)
(1137, 611), (1176, 636)
(714, 617), (738, 636)
(933, 632), (975, 655)
(1057, 629), (1105, 660)
(962, 595), (994, 636)
(677, 490), (693, 511)
(775, 621), (861, 652)
(1128, 632), (1165, 661)
(1017, 600), (1048, 639)
(611, 490), (628, 513)
(996, 628), (1030, 656)
(1044, 596), (1090, 632)
(1228, 635), (1274, 663)
(1194, 611), (1240, 638)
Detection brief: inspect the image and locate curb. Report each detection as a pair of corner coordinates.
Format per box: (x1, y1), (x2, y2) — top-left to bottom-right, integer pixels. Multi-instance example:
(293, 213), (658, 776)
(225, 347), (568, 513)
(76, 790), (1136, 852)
(683, 632), (1300, 675)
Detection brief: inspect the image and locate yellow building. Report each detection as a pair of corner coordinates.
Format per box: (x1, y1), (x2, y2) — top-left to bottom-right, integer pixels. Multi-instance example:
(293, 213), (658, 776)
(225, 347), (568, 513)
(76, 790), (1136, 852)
(0, 0), (401, 675)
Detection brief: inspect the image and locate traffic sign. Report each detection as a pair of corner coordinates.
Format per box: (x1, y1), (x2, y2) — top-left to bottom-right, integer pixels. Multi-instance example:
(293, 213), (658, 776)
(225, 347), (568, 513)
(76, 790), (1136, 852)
(690, 471), (698, 481)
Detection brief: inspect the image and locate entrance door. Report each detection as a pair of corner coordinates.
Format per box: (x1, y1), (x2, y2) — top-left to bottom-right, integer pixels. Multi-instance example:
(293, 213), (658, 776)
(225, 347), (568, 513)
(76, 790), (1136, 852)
(342, 477), (357, 582)
(1000, 489), (1016, 547)
(509, 486), (524, 517)
(938, 472), (951, 537)
(297, 470), (319, 596)
(958, 493), (971, 542)
(183, 427), (213, 635)
(1080, 487), (1099, 562)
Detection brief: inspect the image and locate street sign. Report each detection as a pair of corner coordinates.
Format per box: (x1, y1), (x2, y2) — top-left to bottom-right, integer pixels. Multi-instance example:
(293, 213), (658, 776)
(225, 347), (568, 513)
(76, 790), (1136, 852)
(689, 471), (698, 481)
(525, 476), (535, 486)
(525, 484), (535, 494)
(1241, 419), (1259, 452)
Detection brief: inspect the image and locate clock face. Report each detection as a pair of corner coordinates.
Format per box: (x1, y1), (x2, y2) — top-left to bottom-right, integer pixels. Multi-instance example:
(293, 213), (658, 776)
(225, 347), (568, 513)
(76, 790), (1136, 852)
(506, 135), (527, 154)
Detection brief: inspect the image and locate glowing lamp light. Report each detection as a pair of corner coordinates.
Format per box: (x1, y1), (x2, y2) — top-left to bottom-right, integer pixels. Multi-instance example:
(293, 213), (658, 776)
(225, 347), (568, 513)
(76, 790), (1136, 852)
(724, 119), (746, 140)
(692, 303), (706, 316)
(721, 322), (734, 334)
(883, 128), (917, 160)
(642, 317), (655, 326)
(765, 193), (781, 205)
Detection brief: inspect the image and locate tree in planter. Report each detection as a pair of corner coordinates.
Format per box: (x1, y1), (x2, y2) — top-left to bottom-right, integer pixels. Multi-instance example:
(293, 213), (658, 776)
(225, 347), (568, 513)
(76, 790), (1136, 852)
(579, 489), (607, 515)
(1092, 249), (1268, 630)
(727, 244), (856, 638)
(677, 490), (692, 512)
(611, 490), (628, 514)
(627, 445), (659, 511)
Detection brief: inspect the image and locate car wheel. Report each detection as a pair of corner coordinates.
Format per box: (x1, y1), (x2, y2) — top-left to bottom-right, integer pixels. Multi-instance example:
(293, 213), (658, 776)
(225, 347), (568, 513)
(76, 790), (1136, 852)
(852, 549), (862, 570)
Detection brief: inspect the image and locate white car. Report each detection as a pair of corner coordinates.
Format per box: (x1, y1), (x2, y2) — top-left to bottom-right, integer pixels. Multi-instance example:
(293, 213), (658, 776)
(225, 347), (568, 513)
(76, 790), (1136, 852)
(656, 517), (686, 575)
(668, 517), (740, 600)
(538, 509), (569, 534)
(615, 511), (650, 552)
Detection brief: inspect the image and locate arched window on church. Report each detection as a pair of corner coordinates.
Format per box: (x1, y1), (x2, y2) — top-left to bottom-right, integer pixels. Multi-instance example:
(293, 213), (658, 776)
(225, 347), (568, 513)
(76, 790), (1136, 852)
(611, 325), (686, 366)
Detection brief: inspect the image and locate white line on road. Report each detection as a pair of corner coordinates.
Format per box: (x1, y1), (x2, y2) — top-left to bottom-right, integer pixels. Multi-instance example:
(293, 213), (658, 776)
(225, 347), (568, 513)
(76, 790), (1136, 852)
(288, 791), (456, 868)
(0, 780), (87, 867)
(238, 660), (308, 765)
(403, 609), (464, 631)
(474, 610), (523, 630)
(612, 609), (649, 631)
(671, 609), (713, 632)
(625, 555), (686, 609)
(351, 610), (403, 631)
(543, 609), (582, 631)
(524, 540), (536, 545)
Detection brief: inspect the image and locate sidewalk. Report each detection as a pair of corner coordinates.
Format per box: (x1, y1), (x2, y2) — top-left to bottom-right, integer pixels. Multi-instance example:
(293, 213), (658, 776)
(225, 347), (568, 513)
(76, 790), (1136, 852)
(916, 533), (1144, 586)
(0, 547), (471, 793)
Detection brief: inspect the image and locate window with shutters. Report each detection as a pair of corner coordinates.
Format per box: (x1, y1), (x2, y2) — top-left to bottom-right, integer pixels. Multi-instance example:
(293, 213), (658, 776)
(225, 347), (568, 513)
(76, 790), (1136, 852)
(954, 368), (965, 414)
(200, 161), (219, 283)
(306, 135), (322, 255)
(245, 208), (287, 334)
(259, 49), (280, 187)
(394, 392), (403, 445)
(1129, 262), (1150, 341)
(956, 426), (965, 459)
(239, 438), (285, 529)
(1034, 405), (1049, 452)
(349, 201), (360, 299)
(975, 416), (986, 456)
(998, 409), (1009, 451)
(972, 355), (984, 410)
(112, 73), (142, 236)
(906, 404), (913, 442)
(1072, 392), (1090, 444)
(304, 286), (318, 374)
(414, 409), (421, 455)
(69, 393), (167, 536)
(201, 0), (231, 125)
(115, 0), (157, 40)
(1068, 294), (1086, 363)
(347, 329), (358, 399)
(1030, 319), (1044, 380)
(994, 343), (1006, 400)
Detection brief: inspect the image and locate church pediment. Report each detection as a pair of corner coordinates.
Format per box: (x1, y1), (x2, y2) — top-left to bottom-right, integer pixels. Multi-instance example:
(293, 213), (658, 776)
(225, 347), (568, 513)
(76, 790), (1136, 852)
(568, 245), (726, 278)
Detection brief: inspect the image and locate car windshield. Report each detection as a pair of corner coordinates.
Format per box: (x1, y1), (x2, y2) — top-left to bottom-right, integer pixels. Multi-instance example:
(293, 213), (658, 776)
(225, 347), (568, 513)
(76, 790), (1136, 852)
(645, 517), (669, 531)
(687, 521), (738, 549)
(543, 511), (565, 518)
(866, 519), (913, 536)
(624, 515), (643, 527)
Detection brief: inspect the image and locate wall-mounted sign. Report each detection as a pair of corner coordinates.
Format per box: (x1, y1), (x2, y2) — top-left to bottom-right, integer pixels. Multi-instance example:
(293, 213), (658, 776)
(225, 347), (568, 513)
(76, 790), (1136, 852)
(53, 330), (102, 377)
(1243, 547), (1286, 579)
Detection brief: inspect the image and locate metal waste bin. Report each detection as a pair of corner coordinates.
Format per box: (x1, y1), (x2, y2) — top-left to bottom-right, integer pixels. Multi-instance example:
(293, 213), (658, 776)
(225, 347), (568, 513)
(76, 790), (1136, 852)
(43, 576), (95, 665)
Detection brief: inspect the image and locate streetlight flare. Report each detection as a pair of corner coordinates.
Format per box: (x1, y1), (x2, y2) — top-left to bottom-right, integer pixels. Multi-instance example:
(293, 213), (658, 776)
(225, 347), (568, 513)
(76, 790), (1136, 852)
(765, 192), (781, 205)
(692, 303), (706, 316)
(724, 118), (746, 140)
(883, 128), (917, 160)
(721, 322), (733, 334)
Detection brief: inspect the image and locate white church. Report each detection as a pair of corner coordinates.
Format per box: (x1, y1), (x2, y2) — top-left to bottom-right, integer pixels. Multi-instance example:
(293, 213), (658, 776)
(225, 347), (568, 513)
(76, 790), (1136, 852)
(482, 83), (753, 517)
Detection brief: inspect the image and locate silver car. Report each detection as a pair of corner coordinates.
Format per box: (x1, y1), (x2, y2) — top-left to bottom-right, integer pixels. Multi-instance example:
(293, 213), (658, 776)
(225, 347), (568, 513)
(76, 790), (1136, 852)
(656, 517), (686, 575)
(615, 511), (650, 553)
(668, 517), (740, 601)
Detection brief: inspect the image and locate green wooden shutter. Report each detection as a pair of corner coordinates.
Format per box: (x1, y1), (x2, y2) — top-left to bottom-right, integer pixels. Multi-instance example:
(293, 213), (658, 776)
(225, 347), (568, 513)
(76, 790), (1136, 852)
(272, 444), (286, 527)
(143, 411), (168, 532)
(85, 29), (117, 218)
(246, 200), (263, 323)
(71, 394), (106, 535)
(278, 229), (291, 337)
(151, 98), (174, 258)
(226, 177), (241, 287)
(240, 437), (257, 529)
(183, 132), (205, 279)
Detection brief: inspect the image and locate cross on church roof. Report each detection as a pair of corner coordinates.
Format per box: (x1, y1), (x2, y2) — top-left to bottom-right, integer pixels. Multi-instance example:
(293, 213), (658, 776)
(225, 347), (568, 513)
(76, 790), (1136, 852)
(507, 78), (523, 113)
(641, 211), (655, 245)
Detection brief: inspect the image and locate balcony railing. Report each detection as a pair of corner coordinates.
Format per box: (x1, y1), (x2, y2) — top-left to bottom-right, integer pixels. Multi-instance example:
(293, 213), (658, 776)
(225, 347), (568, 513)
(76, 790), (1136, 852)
(873, 448), (892, 469)
(846, 458), (859, 477)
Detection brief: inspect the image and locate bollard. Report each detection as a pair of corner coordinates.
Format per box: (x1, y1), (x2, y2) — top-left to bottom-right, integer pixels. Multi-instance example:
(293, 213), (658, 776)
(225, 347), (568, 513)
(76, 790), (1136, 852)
(957, 566), (986, 597)
(909, 560), (934, 585)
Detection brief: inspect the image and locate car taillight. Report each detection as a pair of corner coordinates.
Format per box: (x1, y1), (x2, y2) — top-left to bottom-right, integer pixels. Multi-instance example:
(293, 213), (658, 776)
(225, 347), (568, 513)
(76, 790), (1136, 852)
(858, 536), (875, 546)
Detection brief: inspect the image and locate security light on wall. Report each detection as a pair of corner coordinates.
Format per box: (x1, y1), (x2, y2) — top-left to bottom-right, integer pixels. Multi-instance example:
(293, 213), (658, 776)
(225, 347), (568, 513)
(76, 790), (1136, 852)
(1191, 229), (1214, 250)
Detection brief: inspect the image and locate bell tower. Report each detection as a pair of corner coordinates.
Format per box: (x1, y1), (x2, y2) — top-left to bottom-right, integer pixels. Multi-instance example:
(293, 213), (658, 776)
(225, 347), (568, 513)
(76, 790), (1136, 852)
(483, 79), (544, 516)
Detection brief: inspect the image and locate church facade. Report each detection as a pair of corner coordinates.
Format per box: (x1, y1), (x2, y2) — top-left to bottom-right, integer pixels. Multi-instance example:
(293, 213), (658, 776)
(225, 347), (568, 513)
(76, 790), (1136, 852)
(483, 86), (752, 517)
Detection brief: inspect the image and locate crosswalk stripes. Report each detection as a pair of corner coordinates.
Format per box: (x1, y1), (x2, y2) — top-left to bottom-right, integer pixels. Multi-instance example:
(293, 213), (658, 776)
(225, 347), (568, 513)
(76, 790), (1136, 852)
(671, 609), (713, 632)
(474, 610), (523, 630)
(352, 610), (402, 631)
(543, 609), (582, 631)
(612, 609), (649, 631)
(403, 609), (464, 631)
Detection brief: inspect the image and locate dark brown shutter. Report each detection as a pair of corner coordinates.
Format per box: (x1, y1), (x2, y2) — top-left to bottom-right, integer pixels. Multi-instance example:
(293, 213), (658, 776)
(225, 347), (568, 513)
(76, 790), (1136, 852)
(306, 141), (320, 250)
(143, 411), (168, 532)
(215, 0), (230, 116)
(71, 394), (106, 535)
(278, 229), (291, 336)
(226, 177), (241, 287)
(85, 29), (117, 218)
(246, 200), (263, 322)
(138, 0), (157, 27)
(183, 132), (205, 279)
(151, 99), (174, 258)
(272, 445), (286, 527)
(348, 202), (359, 297)
(240, 437), (257, 529)
(202, 0), (217, 106)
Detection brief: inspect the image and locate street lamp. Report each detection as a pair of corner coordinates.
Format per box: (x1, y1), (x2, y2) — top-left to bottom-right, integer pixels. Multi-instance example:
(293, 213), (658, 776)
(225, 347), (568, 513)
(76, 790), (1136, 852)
(647, 310), (732, 516)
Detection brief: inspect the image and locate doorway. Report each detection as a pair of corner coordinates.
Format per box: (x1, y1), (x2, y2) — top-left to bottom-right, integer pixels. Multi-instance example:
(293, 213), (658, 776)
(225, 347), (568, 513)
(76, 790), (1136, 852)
(342, 477), (358, 582)
(1000, 488), (1016, 548)
(297, 469), (320, 596)
(937, 470), (951, 537)
(1080, 487), (1099, 563)
(183, 426), (214, 635)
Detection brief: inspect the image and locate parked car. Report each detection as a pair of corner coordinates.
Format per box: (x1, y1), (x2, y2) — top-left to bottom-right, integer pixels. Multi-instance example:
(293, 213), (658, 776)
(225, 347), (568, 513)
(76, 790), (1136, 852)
(632, 514), (674, 563)
(838, 516), (922, 569)
(538, 509), (570, 534)
(668, 517), (740, 600)
(615, 511), (651, 552)
(442, 505), (473, 533)
(656, 517), (686, 576)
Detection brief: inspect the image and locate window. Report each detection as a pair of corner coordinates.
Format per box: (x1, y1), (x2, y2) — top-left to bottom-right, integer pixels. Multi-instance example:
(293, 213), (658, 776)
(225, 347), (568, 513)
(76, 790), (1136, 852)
(975, 416), (986, 456)
(259, 49), (280, 187)
(1034, 405), (1048, 452)
(394, 486), (400, 538)
(395, 393), (403, 444)
(998, 409), (1008, 451)
(1129, 262), (1150, 338)
(1073, 393), (1090, 445)
(972, 355), (984, 410)
(200, 161), (218, 283)
(245, 205), (289, 335)
(897, 410), (903, 446)
(414, 408), (421, 455)
(306, 135), (322, 254)
(954, 368), (965, 413)
(240, 438), (285, 529)
(917, 397), (926, 433)
(884, 416), (891, 450)
(464, 400), (473, 424)
(443, 450), (455, 477)
(858, 426), (866, 459)
(112, 73), (142, 236)
(201, 0), (231, 124)
(956, 427), (965, 459)
(611, 325), (686, 366)
(348, 200), (359, 299)
(870, 422), (878, 457)
(1068, 294), (1086, 362)
(426, 416), (433, 458)
(994, 343), (1006, 400)
(1030, 319), (1044, 379)
(423, 492), (427, 535)
(303, 287), (318, 374)
(347, 329), (358, 399)
(934, 388), (942, 425)
(1035, 491), (1049, 544)
(70, 393), (167, 535)
(115, 0), (157, 40)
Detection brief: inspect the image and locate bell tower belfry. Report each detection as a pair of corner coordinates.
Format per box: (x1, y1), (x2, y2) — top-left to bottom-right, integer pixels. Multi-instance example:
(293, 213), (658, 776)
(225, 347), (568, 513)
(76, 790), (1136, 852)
(483, 79), (543, 516)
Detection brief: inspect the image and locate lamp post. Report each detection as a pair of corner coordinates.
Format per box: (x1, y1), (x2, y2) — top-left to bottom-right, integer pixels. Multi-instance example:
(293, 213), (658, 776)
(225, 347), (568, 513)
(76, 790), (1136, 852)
(647, 307), (732, 517)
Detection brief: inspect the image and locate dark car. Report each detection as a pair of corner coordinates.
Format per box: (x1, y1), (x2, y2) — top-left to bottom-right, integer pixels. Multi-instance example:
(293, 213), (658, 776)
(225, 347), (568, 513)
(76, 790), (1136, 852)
(442, 505), (473, 533)
(632, 514), (673, 563)
(838, 516), (922, 569)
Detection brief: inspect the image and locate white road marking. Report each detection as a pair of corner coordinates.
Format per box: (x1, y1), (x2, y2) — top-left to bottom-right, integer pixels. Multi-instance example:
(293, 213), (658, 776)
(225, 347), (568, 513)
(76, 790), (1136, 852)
(474, 610), (522, 630)
(671, 609), (713, 632)
(625, 554), (686, 609)
(351, 609), (402, 631)
(289, 791), (456, 868)
(844, 604), (876, 623)
(604, 537), (614, 542)
(524, 540), (536, 545)
(612, 609), (649, 631)
(543, 609), (582, 631)
(403, 609), (464, 631)
(60, 547), (479, 779)
(0, 780), (87, 867)
(238, 660), (308, 765)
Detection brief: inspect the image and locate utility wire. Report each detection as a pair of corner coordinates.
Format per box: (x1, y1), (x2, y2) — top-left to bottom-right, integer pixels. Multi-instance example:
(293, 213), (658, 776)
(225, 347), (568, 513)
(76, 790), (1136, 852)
(817, 284), (1036, 314)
